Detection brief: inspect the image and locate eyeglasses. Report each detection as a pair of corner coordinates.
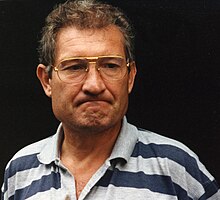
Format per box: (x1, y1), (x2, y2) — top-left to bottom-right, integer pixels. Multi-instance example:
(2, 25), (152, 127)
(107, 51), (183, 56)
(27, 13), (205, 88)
(52, 55), (130, 84)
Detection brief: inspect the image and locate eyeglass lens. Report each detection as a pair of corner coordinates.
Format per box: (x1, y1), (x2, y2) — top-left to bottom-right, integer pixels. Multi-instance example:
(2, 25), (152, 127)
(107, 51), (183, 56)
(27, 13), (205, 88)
(57, 56), (127, 83)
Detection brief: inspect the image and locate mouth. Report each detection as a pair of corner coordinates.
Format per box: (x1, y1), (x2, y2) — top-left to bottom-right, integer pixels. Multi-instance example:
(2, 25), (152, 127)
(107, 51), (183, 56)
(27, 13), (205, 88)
(76, 98), (111, 107)
(82, 100), (107, 106)
(78, 100), (111, 113)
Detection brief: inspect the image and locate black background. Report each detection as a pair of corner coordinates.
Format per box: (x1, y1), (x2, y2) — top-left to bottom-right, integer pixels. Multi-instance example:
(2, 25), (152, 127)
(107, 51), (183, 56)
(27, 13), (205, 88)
(0, 0), (220, 185)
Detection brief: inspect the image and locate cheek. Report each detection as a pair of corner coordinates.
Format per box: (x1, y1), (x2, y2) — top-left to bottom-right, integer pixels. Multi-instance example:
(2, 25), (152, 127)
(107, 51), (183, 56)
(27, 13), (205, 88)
(109, 80), (129, 105)
(50, 84), (79, 121)
(50, 82), (76, 110)
(51, 79), (80, 98)
(51, 82), (64, 101)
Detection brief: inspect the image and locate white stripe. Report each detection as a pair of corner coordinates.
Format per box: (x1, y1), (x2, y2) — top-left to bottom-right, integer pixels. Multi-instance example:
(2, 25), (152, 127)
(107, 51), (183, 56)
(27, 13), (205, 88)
(138, 130), (215, 181)
(89, 185), (178, 200)
(26, 187), (65, 200)
(5, 137), (51, 171)
(7, 164), (57, 198)
(12, 138), (51, 160)
(207, 189), (220, 200)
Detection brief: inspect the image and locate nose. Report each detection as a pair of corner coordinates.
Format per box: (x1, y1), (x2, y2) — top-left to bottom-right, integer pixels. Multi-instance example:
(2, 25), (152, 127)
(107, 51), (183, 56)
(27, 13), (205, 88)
(81, 63), (106, 95)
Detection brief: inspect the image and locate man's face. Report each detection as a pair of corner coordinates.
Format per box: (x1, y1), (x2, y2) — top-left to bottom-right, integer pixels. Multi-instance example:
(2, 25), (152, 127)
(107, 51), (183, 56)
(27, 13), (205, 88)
(38, 25), (136, 134)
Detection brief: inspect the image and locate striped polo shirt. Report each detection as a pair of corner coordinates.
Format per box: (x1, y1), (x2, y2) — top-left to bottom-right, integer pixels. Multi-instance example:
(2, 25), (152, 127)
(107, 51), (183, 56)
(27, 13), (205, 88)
(2, 117), (220, 200)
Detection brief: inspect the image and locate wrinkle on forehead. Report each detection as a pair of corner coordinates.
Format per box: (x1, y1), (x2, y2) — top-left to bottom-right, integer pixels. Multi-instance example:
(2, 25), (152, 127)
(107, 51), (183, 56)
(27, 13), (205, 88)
(55, 25), (125, 61)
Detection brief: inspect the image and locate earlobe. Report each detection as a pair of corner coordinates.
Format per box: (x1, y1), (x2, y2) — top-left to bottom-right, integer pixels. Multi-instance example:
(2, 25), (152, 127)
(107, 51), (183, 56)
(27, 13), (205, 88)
(128, 61), (137, 93)
(36, 64), (52, 97)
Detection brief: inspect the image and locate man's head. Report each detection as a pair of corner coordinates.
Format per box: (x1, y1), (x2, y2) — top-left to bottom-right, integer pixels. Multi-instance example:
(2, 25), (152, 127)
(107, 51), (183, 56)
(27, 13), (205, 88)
(37, 0), (136, 135)
(38, 0), (135, 77)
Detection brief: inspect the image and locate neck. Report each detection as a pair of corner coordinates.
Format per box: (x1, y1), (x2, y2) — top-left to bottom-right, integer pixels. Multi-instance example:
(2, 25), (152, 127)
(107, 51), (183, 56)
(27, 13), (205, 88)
(60, 121), (121, 170)
(60, 122), (122, 199)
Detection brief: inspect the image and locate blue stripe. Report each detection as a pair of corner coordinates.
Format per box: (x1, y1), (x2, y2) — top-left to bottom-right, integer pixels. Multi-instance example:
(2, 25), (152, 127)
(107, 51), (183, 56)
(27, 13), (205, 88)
(6, 153), (40, 178)
(4, 153), (41, 192)
(96, 169), (176, 195)
(9, 172), (61, 200)
(131, 142), (210, 184)
(1, 188), (4, 200)
(2, 170), (7, 196)
(199, 180), (220, 200)
(96, 168), (195, 198)
(173, 182), (193, 200)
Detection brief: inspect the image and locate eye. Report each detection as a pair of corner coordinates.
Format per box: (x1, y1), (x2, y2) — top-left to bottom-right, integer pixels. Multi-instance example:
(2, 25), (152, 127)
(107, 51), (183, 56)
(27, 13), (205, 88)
(60, 59), (87, 71)
(98, 57), (124, 70)
(64, 64), (86, 71)
(102, 63), (120, 69)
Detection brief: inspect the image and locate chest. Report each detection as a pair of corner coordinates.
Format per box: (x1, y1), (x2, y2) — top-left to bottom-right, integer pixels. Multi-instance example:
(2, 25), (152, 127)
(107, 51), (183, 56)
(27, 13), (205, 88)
(58, 163), (179, 200)
(21, 158), (184, 200)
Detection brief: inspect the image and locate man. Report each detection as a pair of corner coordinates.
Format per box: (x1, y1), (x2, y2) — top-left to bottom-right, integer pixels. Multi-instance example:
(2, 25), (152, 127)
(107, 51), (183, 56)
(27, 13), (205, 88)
(1, 0), (220, 199)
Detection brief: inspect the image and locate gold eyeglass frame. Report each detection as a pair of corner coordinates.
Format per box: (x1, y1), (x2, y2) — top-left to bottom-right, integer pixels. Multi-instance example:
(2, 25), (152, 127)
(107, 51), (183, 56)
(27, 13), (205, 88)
(52, 55), (130, 83)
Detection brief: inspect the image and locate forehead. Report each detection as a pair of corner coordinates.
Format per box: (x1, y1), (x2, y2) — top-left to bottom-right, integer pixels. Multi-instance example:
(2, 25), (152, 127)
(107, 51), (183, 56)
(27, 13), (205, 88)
(55, 25), (125, 61)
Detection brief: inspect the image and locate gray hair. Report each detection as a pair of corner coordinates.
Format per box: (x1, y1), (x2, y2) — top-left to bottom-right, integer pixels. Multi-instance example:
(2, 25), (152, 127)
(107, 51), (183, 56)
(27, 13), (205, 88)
(38, 0), (135, 76)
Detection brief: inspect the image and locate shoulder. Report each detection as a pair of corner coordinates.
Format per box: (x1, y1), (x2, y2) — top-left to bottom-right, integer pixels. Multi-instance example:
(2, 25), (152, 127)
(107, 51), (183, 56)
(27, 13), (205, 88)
(1, 135), (59, 199)
(132, 127), (220, 197)
(134, 128), (206, 172)
(10, 136), (52, 160)
(135, 128), (199, 162)
(127, 124), (204, 174)
(4, 136), (53, 175)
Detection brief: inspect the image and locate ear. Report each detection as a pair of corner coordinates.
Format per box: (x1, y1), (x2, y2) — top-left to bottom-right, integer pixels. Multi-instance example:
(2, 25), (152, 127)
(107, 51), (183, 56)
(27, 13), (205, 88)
(128, 61), (137, 94)
(36, 64), (52, 97)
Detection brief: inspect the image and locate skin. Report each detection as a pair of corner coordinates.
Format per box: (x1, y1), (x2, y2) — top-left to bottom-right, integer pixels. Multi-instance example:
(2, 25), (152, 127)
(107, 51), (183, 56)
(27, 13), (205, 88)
(37, 25), (136, 198)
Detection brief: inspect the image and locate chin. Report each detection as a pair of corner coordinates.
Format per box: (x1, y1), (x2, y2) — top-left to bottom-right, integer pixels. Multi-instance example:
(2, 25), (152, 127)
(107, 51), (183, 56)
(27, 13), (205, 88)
(73, 116), (118, 134)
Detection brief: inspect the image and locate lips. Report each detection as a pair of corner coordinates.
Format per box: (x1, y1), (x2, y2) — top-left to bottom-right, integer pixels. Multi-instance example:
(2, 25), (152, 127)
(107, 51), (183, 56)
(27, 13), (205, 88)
(81, 100), (108, 107)
(76, 98), (112, 107)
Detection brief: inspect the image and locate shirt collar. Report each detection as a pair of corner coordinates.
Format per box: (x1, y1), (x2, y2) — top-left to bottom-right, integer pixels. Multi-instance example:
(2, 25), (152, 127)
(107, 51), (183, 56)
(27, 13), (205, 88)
(37, 124), (63, 165)
(108, 117), (138, 163)
(37, 117), (138, 165)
